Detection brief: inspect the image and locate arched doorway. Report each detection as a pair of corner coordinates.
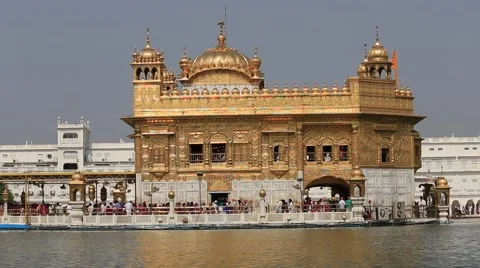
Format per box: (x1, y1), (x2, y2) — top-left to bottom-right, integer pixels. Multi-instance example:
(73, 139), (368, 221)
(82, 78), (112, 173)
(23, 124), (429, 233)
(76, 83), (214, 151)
(466, 199), (475, 215)
(451, 200), (460, 217)
(305, 176), (350, 200)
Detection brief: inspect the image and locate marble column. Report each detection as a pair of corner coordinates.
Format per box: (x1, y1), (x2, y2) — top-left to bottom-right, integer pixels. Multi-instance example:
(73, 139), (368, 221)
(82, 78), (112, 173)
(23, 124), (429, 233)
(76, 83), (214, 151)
(168, 190), (175, 224)
(259, 189), (267, 223)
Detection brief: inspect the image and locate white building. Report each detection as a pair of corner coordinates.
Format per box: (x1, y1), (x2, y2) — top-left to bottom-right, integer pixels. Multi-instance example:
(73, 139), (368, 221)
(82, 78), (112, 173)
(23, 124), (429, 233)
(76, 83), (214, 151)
(415, 135), (480, 213)
(0, 117), (134, 173)
(0, 117), (135, 204)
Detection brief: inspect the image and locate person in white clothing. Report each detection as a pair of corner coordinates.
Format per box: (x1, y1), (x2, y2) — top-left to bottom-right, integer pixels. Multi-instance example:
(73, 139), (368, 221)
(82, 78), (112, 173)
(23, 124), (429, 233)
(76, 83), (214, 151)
(125, 201), (133, 215)
(338, 197), (346, 212)
(419, 197), (427, 218)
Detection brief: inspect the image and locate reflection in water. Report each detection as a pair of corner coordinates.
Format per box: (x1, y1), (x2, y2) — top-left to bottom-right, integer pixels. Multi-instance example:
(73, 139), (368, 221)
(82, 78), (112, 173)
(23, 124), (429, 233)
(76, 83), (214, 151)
(2, 224), (480, 267)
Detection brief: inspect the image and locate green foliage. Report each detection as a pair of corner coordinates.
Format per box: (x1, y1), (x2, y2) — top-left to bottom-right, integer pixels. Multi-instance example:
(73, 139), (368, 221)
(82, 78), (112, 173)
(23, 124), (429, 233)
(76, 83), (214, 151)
(0, 183), (15, 203)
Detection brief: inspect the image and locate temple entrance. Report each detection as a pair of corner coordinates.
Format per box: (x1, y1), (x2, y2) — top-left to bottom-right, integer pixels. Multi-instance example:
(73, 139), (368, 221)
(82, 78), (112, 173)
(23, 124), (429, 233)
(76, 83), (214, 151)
(305, 176), (350, 201)
(210, 192), (229, 206)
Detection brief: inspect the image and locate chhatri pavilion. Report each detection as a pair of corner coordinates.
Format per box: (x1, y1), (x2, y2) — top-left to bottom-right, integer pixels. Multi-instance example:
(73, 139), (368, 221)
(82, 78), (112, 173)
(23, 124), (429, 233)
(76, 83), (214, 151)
(121, 22), (424, 209)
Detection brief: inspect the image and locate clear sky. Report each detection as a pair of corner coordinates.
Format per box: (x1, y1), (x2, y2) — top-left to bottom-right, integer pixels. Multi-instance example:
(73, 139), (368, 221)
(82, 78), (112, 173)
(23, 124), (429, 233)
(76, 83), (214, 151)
(0, 0), (478, 144)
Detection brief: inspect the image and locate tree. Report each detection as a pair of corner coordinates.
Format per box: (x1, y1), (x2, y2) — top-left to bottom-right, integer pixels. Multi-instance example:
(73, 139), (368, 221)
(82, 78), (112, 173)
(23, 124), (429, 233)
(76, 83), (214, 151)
(0, 183), (15, 203)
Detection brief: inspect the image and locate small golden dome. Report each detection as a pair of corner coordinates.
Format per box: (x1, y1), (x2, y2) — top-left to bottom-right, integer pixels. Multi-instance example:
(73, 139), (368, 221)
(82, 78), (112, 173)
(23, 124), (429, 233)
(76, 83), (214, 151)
(272, 82), (280, 94)
(282, 82), (290, 94)
(312, 82), (320, 93)
(259, 188), (266, 198)
(168, 190), (175, 200)
(321, 82), (329, 93)
(332, 82), (339, 93)
(351, 165), (366, 180)
(251, 47), (262, 67)
(357, 63), (367, 76)
(367, 26), (389, 62)
(71, 170), (85, 183)
(133, 28), (163, 63)
(302, 82), (309, 93)
(292, 82), (300, 94)
(435, 176), (449, 188)
(179, 48), (190, 65)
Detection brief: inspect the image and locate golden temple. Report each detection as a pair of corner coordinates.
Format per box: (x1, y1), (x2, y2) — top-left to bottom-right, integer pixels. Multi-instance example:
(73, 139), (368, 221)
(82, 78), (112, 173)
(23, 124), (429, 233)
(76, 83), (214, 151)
(121, 23), (424, 206)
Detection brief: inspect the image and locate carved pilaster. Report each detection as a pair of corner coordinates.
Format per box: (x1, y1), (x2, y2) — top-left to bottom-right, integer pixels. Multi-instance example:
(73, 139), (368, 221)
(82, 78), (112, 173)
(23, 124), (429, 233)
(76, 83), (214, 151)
(204, 143), (210, 166)
(296, 123), (304, 171)
(351, 123), (359, 166)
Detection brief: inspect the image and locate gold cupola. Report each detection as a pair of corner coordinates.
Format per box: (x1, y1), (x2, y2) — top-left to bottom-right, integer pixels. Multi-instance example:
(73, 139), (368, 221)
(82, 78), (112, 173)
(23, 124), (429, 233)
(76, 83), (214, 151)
(361, 26), (393, 79)
(133, 28), (163, 64)
(190, 21), (250, 76)
(367, 26), (389, 62)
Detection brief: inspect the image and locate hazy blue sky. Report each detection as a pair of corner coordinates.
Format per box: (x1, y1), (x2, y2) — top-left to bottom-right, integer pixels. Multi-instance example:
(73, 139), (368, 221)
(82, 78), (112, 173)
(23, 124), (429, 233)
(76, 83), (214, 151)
(0, 0), (478, 144)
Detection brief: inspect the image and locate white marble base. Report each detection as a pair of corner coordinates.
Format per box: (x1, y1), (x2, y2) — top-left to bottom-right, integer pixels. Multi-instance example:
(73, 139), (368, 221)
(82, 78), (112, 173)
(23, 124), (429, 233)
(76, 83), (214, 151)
(351, 197), (365, 222)
(69, 201), (84, 226)
(141, 179), (301, 207)
(364, 168), (415, 216)
(438, 205), (450, 224)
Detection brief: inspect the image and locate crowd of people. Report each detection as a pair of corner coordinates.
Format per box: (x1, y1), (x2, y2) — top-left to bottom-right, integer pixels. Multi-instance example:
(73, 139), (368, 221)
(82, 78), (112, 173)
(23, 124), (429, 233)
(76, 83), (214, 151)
(0, 195), (355, 216)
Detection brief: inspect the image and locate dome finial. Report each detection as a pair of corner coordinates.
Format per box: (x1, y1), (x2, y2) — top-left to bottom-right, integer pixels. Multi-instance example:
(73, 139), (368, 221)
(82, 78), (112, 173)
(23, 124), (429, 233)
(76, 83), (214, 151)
(145, 28), (151, 48)
(217, 20), (226, 46)
(375, 25), (380, 43)
(254, 46), (258, 57)
(183, 46), (187, 57)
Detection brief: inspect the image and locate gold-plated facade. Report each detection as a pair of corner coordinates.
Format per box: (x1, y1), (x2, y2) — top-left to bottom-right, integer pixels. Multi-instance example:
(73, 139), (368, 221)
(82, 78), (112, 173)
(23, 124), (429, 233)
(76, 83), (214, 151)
(122, 24), (424, 198)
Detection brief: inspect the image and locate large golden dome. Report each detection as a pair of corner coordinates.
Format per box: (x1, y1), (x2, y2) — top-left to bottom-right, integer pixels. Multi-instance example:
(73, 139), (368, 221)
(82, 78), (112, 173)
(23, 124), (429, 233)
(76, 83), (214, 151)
(189, 26), (251, 78)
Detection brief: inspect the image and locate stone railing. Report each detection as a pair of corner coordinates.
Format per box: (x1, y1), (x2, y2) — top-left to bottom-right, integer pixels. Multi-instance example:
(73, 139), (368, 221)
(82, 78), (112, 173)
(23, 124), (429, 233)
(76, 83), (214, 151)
(1, 212), (353, 226)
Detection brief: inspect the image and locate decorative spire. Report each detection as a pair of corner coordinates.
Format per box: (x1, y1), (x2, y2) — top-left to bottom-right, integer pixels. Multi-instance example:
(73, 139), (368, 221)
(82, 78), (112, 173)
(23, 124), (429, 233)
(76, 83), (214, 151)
(254, 46), (258, 57)
(183, 46), (187, 57)
(364, 43), (368, 60)
(145, 28), (151, 48)
(375, 25), (379, 43)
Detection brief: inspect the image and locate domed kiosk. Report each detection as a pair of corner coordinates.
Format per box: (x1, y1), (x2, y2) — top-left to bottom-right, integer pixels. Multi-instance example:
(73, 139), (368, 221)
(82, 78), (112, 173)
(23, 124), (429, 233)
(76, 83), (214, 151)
(434, 176), (451, 224)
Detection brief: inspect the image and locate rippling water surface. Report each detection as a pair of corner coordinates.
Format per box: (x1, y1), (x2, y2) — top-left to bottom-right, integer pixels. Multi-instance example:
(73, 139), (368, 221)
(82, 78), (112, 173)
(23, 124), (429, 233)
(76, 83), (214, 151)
(2, 223), (480, 267)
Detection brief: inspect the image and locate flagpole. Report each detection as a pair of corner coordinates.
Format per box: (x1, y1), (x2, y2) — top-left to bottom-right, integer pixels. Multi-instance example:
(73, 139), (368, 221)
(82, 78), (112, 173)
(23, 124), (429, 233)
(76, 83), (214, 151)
(394, 49), (399, 87)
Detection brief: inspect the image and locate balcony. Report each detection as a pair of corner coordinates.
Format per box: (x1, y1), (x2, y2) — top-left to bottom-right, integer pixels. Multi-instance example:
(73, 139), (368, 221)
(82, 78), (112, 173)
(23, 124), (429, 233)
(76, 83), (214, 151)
(211, 153), (226, 163)
(189, 153), (204, 164)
